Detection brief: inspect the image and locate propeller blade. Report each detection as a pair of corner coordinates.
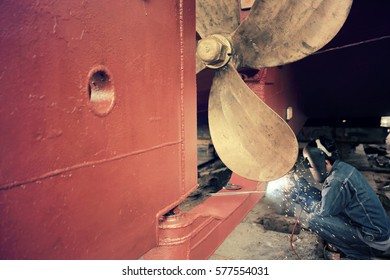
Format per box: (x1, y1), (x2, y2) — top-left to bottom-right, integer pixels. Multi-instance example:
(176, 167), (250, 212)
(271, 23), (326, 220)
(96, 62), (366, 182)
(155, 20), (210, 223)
(231, 0), (353, 68)
(208, 63), (298, 181)
(196, 0), (240, 38)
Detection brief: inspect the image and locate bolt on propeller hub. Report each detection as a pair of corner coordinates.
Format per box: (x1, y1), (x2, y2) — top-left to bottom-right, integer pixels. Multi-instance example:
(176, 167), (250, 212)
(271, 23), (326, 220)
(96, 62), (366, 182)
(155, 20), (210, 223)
(196, 34), (232, 69)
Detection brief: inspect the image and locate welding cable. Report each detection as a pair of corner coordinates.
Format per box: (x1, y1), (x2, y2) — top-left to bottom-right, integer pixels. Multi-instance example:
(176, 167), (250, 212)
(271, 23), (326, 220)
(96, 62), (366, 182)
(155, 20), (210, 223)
(289, 208), (304, 260)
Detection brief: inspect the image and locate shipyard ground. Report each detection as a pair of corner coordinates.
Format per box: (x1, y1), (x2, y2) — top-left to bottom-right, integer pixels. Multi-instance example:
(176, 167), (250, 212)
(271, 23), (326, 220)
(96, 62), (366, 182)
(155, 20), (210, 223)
(210, 138), (390, 260)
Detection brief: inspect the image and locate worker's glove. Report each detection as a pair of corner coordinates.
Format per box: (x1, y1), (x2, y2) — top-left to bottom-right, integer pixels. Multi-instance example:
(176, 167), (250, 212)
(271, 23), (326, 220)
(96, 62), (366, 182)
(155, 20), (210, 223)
(287, 174), (306, 202)
(287, 174), (321, 213)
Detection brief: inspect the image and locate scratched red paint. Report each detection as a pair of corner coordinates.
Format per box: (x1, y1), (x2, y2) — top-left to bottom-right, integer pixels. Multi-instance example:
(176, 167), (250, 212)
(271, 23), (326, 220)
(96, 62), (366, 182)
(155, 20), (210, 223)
(0, 0), (197, 259)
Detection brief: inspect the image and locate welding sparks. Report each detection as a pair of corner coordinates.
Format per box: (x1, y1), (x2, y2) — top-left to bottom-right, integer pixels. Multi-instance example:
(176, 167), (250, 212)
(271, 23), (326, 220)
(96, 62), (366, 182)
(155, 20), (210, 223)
(265, 176), (289, 200)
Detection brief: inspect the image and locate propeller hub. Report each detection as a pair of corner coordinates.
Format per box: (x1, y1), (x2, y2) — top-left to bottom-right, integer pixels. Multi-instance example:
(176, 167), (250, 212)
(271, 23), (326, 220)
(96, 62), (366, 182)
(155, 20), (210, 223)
(197, 34), (232, 69)
(197, 38), (221, 62)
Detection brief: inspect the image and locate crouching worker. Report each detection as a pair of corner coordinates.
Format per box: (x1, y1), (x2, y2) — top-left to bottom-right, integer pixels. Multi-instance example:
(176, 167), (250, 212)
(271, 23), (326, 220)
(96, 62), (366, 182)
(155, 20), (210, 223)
(289, 136), (390, 259)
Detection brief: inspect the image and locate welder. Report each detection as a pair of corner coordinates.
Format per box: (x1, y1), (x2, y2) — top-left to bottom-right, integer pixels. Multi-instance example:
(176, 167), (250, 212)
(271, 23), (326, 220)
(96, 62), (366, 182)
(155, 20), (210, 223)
(289, 136), (390, 259)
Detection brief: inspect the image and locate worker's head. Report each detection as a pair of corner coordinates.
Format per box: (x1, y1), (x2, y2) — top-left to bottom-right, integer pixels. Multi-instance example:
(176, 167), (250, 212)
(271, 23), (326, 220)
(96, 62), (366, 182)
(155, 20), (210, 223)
(303, 136), (339, 183)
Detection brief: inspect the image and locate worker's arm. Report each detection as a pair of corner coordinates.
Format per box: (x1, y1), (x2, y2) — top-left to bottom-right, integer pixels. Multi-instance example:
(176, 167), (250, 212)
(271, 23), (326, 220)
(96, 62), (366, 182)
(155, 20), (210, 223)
(318, 177), (351, 216)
